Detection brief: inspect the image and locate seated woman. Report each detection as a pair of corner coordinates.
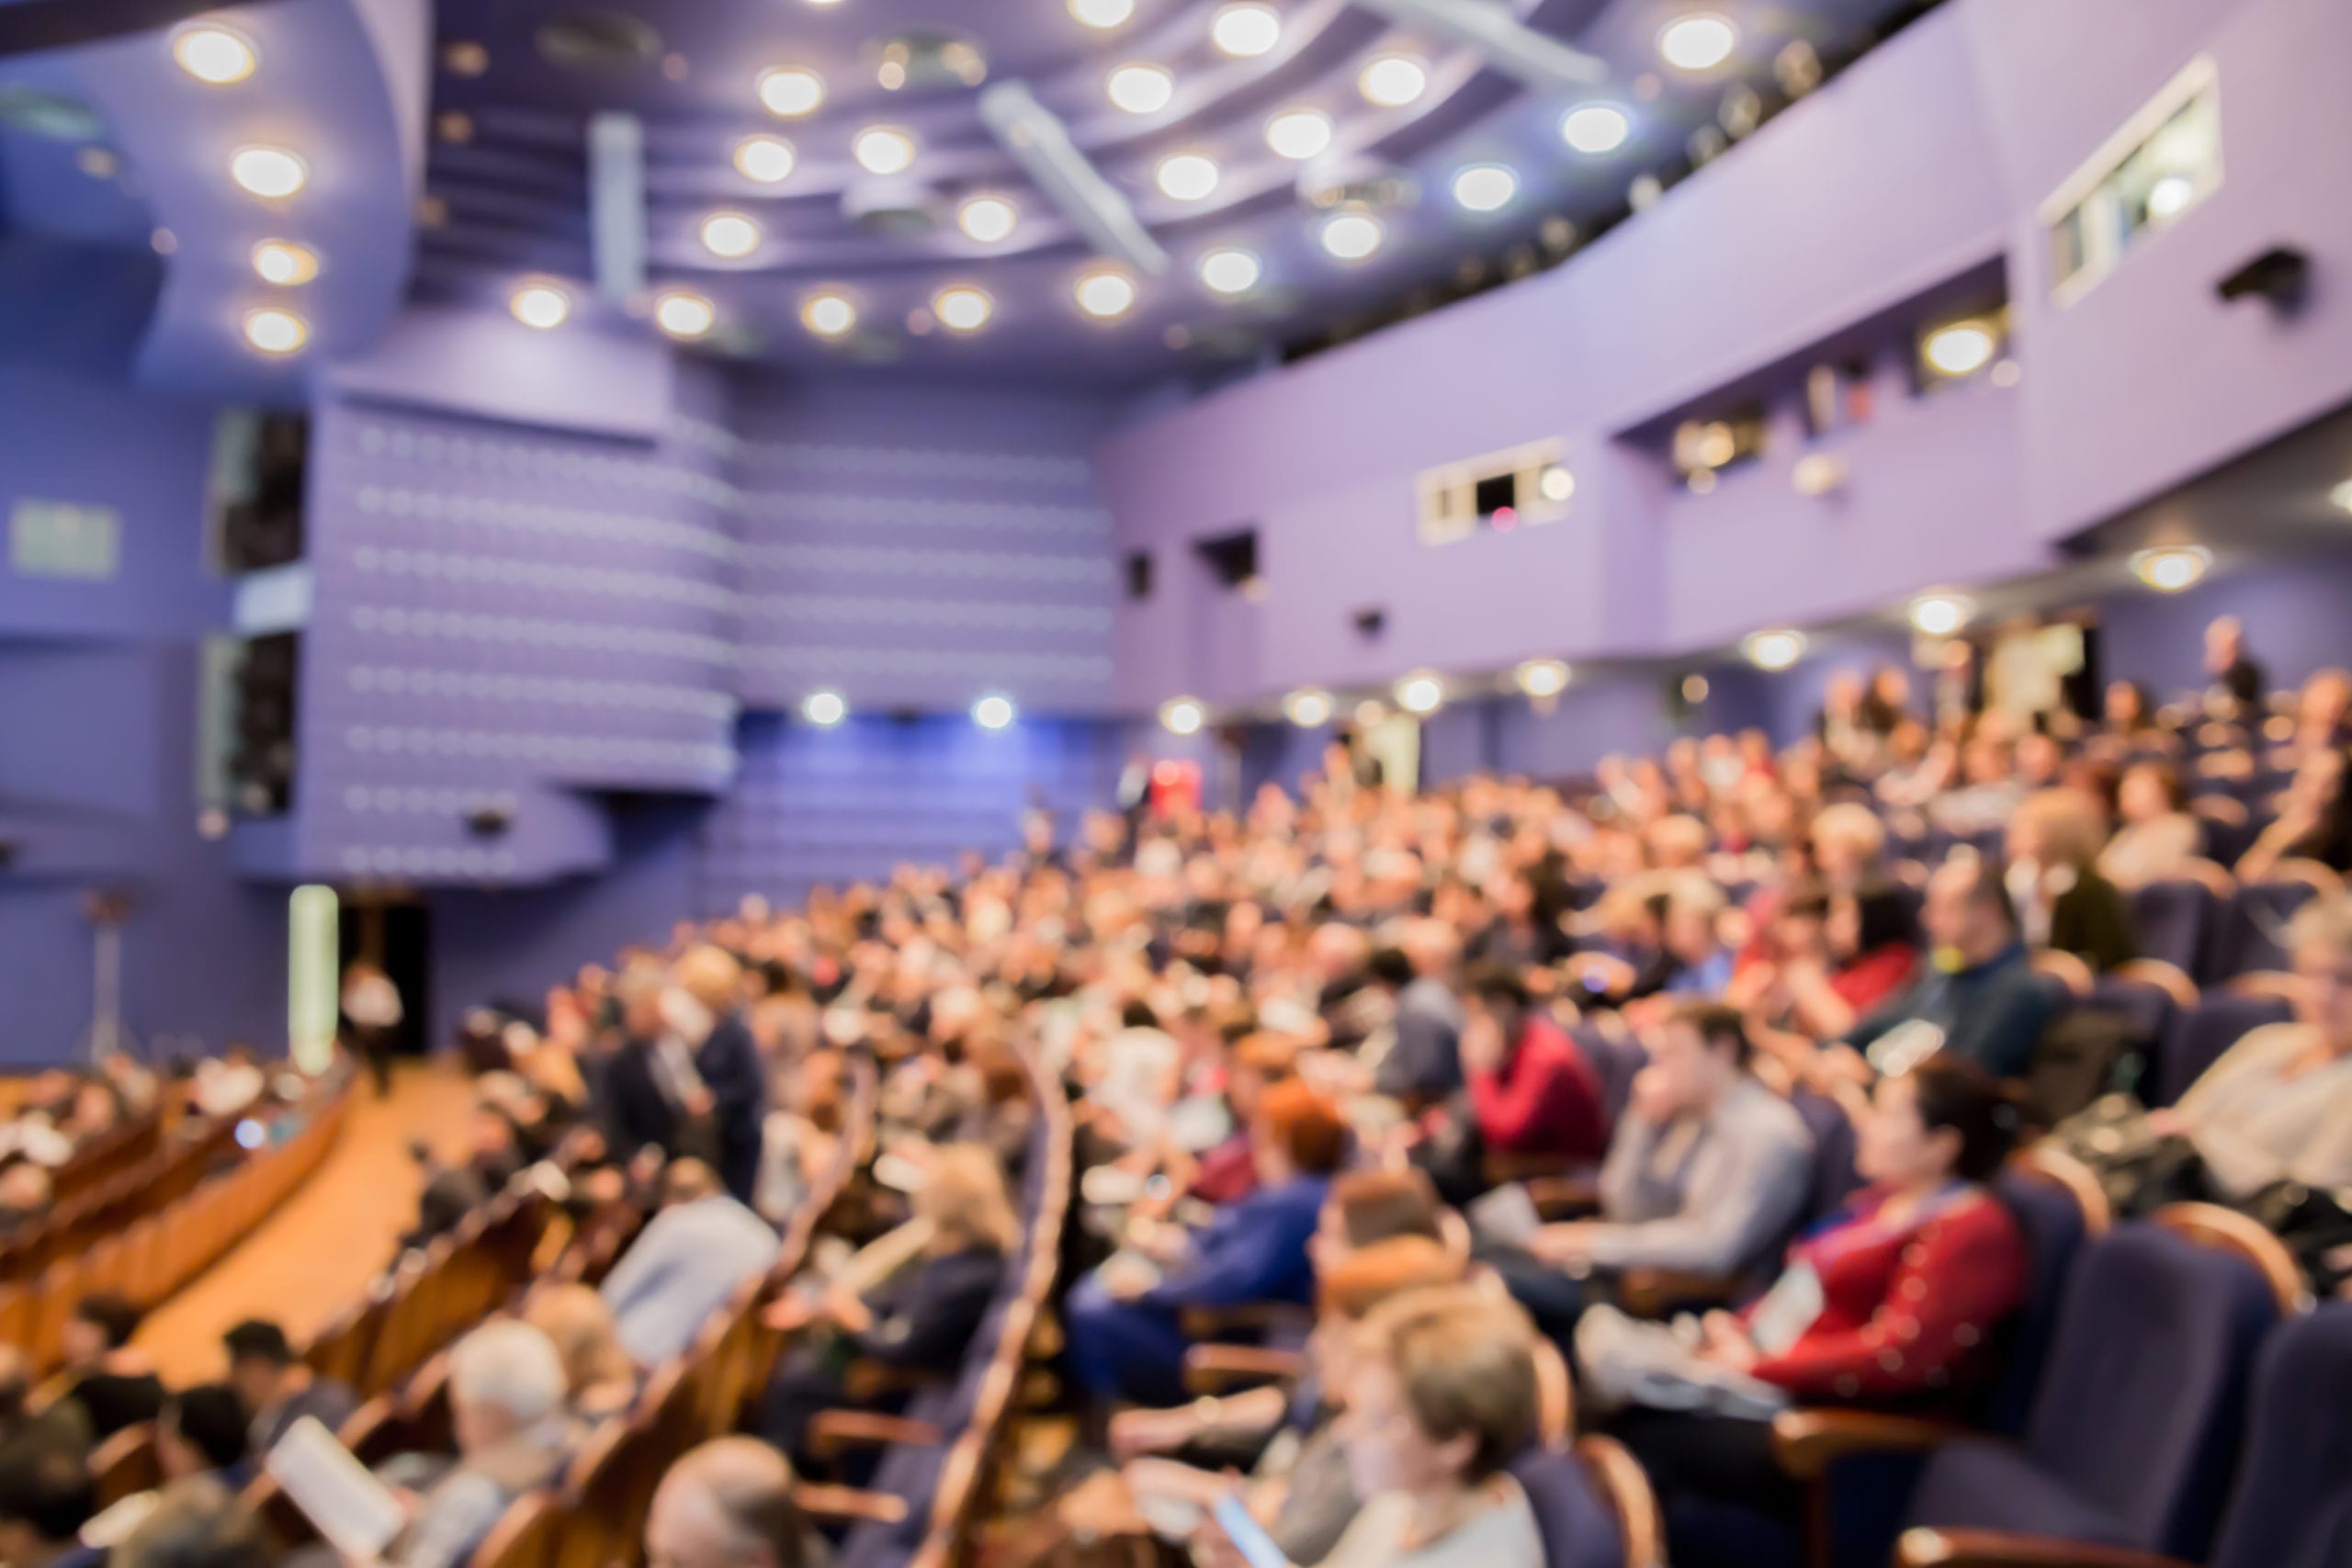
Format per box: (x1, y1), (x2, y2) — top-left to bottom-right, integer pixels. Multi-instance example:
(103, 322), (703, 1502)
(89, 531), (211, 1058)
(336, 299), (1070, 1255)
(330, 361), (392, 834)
(2144, 893), (2352, 1195)
(524, 1285), (641, 1424)
(1599, 1058), (2027, 1540)
(1066, 1082), (1349, 1408)
(757, 1143), (1016, 1459)
(1745, 883), (1920, 1075)
(2005, 787), (2138, 972)
(2097, 761), (2202, 892)
(2238, 745), (2352, 880)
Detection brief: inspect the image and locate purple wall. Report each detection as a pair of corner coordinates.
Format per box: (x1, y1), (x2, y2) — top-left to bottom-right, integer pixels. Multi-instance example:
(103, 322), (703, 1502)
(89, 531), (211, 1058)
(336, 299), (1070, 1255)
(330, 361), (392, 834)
(2098, 551), (2352, 698)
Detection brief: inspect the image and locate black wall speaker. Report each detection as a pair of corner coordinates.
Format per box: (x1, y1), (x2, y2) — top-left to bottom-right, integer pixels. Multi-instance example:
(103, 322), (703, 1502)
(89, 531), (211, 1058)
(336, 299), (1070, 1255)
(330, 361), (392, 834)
(2215, 245), (2309, 310)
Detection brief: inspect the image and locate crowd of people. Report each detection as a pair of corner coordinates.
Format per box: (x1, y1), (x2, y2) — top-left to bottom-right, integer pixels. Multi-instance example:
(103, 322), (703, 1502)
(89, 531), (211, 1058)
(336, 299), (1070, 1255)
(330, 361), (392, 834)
(5, 616), (2351, 1568)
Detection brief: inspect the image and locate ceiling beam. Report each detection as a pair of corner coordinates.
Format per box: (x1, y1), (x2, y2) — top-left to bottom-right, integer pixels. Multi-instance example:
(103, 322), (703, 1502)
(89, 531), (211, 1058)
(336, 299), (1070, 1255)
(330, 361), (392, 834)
(977, 81), (1169, 276)
(1345, 0), (1609, 89)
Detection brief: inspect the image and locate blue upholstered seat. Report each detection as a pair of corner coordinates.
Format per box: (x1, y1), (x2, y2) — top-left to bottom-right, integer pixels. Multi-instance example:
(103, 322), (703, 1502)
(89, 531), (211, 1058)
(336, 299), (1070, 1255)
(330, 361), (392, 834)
(2152, 993), (2292, 1107)
(1510, 1445), (1626, 1568)
(2206, 1305), (2352, 1568)
(1975, 1168), (2091, 1438)
(2205, 881), (2316, 981)
(2128, 881), (2217, 977)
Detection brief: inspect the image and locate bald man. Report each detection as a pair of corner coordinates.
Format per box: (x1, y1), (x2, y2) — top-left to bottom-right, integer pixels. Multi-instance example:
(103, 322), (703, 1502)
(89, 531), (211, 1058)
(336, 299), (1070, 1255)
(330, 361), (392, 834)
(646, 1439), (812, 1568)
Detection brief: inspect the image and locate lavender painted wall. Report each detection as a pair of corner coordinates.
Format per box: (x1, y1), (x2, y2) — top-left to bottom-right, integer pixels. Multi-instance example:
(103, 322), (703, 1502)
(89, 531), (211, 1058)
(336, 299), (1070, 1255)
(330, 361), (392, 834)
(2098, 551), (2352, 698)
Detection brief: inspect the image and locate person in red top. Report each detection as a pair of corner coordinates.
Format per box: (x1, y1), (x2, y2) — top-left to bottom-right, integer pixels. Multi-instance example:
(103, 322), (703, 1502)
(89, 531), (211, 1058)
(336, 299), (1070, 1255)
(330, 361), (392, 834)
(1604, 1056), (2029, 1534)
(1459, 964), (1610, 1164)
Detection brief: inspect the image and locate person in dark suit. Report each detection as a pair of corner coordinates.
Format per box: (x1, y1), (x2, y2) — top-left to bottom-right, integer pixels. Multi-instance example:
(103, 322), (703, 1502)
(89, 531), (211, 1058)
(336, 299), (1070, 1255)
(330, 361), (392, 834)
(2006, 789), (2138, 973)
(600, 971), (691, 1162)
(1064, 1081), (1348, 1408)
(676, 947), (769, 1207)
(756, 1145), (1015, 1460)
(2204, 615), (2267, 716)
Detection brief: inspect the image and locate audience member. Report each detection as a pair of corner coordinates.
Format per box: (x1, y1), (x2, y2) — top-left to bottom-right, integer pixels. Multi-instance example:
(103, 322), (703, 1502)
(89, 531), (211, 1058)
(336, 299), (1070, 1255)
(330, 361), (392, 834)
(2004, 788), (2138, 971)
(57, 1295), (165, 1444)
(2203, 615), (2267, 716)
(0, 1350), (88, 1471)
(0, 1449), (97, 1568)
(222, 1320), (357, 1457)
(1840, 857), (2055, 1079)
(2097, 761), (2202, 891)
(390, 1322), (572, 1568)
(2238, 745), (2352, 878)
(156, 1386), (254, 1490)
(602, 1158), (782, 1367)
(1453, 964), (1607, 1168)
(1373, 924), (1466, 1103)
(525, 1285), (642, 1423)
(674, 948), (772, 1206)
(644, 1438), (813, 1568)
(0, 1164), (54, 1237)
(112, 1478), (270, 1568)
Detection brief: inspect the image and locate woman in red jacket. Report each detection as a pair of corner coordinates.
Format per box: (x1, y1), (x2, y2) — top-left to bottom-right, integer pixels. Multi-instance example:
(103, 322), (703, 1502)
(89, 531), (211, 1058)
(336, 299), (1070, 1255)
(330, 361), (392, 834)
(1603, 1056), (2030, 1536)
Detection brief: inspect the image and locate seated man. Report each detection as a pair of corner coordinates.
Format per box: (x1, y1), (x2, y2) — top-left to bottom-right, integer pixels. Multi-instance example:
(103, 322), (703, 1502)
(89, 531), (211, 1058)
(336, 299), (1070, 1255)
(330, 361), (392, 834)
(645, 1438), (815, 1568)
(0, 1448), (98, 1568)
(601, 1158), (781, 1367)
(1493, 1004), (1812, 1344)
(55, 1295), (165, 1444)
(390, 1322), (573, 1568)
(1838, 856), (2054, 1081)
(156, 1385), (255, 1492)
(114, 1478), (271, 1568)
(223, 1320), (357, 1457)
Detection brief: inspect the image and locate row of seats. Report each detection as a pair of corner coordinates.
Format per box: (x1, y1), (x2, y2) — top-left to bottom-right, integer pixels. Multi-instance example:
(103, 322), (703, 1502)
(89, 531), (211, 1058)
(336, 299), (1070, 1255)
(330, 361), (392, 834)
(2125, 863), (2340, 983)
(0, 1085), (350, 1372)
(1, 1110), (178, 1280)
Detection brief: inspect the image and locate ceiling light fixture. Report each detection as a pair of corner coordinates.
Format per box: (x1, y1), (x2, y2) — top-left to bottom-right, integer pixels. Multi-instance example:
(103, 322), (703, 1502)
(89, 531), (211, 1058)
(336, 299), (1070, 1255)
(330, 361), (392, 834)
(1538, 465), (1575, 502)
(1156, 152), (1219, 201)
(734, 135), (795, 183)
(1924, 321), (1998, 378)
(1199, 247), (1261, 295)
(956, 194), (1018, 243)
(2330, 479), (2352, 514)
(1160, 697), (1205, 736)
(1265, 107), (1332, 160)
(1069, 0), (1136, 28)
(2146, 173), (2195, 220)
(1452, 163), (1517, 212)
(172, 24), (257, 85)
(1560, 103), (1630, 153)
(801, 690), (847, 727)
(1394, 672), (1445, 715)
(1515, 659), (1570, 698)
(1075, 268), (1137, 319)
(1658, 13), (1738, 72)
(756, 66), (825, 117)
(510, 283), (571, 330)
(853, 125), (916, 175)
(242, 307), (308, 355)
(1283, 689), (1333, 728)
(230, 145), (306, 198)
(801, 291), (857, 338)
(972, 694), (1016, 729)
(933, 286), (992, 333)
(654, 291), (715, 339)
(1107, 62), (1174, 114)
(1211, 3), (1282, 57)
(250, 240), (318, 286)
(1907, 592), (1973, 637)
(1742, 628), (1806, 671)
(699, 210), (761, 258)
(1318, 210), (1382, 261)
(2131, 546), (2211, 593)
(1359, 54), (1428, 107)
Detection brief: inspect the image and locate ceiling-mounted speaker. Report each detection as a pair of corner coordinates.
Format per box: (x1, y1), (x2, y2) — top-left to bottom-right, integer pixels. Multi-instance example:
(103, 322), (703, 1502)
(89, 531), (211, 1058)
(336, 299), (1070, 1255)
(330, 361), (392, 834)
(1353, 606), (1387, 638)
(2215, 245), (2309, 310)
(465, 806), (513, 838)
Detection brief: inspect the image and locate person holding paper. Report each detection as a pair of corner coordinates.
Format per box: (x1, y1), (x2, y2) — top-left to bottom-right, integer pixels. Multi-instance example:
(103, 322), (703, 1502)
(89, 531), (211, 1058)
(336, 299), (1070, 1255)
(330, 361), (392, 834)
(390, 1323), (573, 1568)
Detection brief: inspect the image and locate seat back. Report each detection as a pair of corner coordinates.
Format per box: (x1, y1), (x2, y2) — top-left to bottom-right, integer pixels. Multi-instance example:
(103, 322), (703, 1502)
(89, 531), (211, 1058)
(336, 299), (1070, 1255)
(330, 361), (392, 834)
(1979, 1158), (2098, 1437)
(1571, 1025), (1644, 1130)
(2016, 1220), (2284, 1557)
(2212, 1305), (2352, 1568)
(90, 1424), (160, 1508)
(2129, 882), (2218, 977)
(2153, 993), (2292, 1107)
(1509, 1441), (1637, 1568)
(1790, 1089), (1861, 1225)
(2207, 882), (2316, 981)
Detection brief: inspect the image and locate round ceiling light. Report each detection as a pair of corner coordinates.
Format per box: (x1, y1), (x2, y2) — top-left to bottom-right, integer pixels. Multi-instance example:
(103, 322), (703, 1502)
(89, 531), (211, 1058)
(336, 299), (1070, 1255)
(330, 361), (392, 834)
(1395, 672), (1445, 714)
(1107, 62), (1173, 114)
(1156, 152), (1220, 201)
(734, 135), (795, 183)
(2331, 479), (2352, 514)
(1659, 13), (1738, 72)
(756, 66), (825, 117)
(1199, 247), (1261, 295)
(972, 694), (1016, 730)
(250, 240), (318, 286)
(1075, 268), (1137, 320)
(1160, 697), (1205, 736)
(700, 210), (761, 258)
(2132, 546), (2211, 593)
(173, 25), (257, 85)
(1210, 3), (1282, 57)
(801, 291), (857, 338)
(1358, 54), (1428, 107)
(1283, 689), (1332, 728)
(853, 125), (916, 175)
(1540, 465), (1576, 503)
(1069, 0), (1135, 28)
(242, 307), (308, 355)
(1742, 628), (1806, 671)
(1908, 592), (1973, 637)
(1516, 659), (1571, 698)
(1452, 163), (1517, 212)
(230, 145), (307, 198)
(1265, 107), (1331, 160)
(1318, 210), (1383, 261)
(510, 283), (571, 330)
(957, 194), (1018, 243)
(1561, 103), (1630, 153)
(2147, 174), (2195, 220)
(655, 291), (715, 339)
(802, 690), (847, 728)
(1924, 321), (1997, 378)
(933, 286), (992, 333)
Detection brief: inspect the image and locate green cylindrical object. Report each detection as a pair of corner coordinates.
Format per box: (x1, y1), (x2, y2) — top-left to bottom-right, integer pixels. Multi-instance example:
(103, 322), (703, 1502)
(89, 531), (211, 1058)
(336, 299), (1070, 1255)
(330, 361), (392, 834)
(288, 884), (339, 1075)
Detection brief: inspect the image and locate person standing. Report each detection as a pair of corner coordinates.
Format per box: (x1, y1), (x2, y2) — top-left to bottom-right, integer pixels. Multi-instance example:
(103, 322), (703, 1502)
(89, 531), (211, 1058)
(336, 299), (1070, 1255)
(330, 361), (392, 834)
(341, 960), (404, 1096)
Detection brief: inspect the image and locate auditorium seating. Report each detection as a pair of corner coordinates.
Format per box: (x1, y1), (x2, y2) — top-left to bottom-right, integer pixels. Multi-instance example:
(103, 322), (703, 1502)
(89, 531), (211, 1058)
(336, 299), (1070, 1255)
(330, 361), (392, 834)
(2148, 985), (2296, 1108)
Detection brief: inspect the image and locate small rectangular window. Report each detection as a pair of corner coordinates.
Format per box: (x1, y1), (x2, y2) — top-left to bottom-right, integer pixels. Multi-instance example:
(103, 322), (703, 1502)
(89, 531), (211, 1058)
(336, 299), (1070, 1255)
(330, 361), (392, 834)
(2041, 58), (2220, 305)
(1193, 529), (1258, 591)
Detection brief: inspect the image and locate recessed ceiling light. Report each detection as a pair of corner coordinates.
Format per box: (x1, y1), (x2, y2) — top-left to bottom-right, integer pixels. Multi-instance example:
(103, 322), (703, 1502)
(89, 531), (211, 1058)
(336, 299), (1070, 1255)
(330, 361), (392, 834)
(2147, 173), (2195, 220)
(801, 291), (857, 337)
(972, 694), (1016, 729)
(1199, 247), (1261, 295)
(1265, 107), (1331, 160)
(801, 690), (847, 727)
(230, 145), (306, 198)
(756, 66), (824, 117)
(510, 283), (571, 330)
(1395, 672), (1445, 714)
(1560, 103), (1630, 153)
(1069, 0), (1135, 28)
(1659, 13), (1738, 72)
(172, 25), (257, 85)
(242, 307), (308, 355)
(2331, 479), (2352, 514)
(1742, 628), (1806, 671)
(1681, 673), (1712, 703)
(853, 125), (916, 175)
(1283, 689), (1332, 728)
(443, 39), (490, 75)
(1539, 465), (1575, 502)
(1318, 210), (1382, 261)
(934, 286), (992, 333)
(2131, 547), (2211, 593)
(655, 291), (715, 339)
(1075, 269), (1137, 320)
(1358, 54), (1427, 107)
(1107, 62), (1173, 114)
(734, 135), (795, 183)
(1452, 164), (1517, 212)
(957, 194), (1017, 243)
(1516, 659), (1571, 698)
(250, 240), (318, 286)
(1210, 3), (1282, 57)
(1924, 321), (1997, 378)
(1908, 592), (1973, 637)
(699, 211), (761, 258)
(1160, 698), (1205, 736)
(1156, 152), (1219, 201)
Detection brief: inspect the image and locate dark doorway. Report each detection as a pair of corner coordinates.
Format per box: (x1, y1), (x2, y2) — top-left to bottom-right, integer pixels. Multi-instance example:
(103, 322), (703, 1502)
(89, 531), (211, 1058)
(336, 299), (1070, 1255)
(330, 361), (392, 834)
(339, 895), (432, 1061)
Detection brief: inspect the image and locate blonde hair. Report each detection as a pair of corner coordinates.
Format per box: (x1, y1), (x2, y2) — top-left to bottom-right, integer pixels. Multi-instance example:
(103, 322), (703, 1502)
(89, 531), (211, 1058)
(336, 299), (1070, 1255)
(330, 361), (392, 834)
(525, 1284), (638, 1397)
(917, 1144), (1021, 1257)
(2290, 892), (2352, 965)
(2015, 788), (2107, 869)
(674, 945), (744, 1012)
(1359, 1285), (1538, 1481)
(1810, 803), (1888, 865)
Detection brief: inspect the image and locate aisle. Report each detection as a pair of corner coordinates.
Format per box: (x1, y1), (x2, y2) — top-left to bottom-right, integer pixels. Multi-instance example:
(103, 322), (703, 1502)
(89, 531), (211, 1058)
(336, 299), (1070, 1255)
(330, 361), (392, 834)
(134, 1059), (477, 1384)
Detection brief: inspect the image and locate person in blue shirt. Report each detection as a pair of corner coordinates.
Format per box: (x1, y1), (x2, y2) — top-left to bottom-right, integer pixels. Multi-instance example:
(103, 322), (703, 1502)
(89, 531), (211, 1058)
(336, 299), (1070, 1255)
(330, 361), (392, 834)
(1838, 856), (2056, 1081)
(601, 1158), (781, 1367)
(1065, 1080), (1349, 1408)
